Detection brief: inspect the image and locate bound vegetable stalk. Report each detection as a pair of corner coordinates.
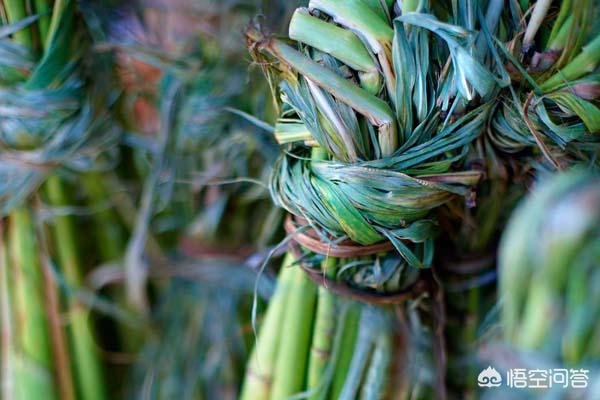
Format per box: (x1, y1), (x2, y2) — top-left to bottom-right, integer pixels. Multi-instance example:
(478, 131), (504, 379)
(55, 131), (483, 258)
(490, 0), (600, 169)
(499, 169), (600, 366)
(0, 1), (117, 398)
(241, 0), (504, 398)
(446, 1), (600, 396)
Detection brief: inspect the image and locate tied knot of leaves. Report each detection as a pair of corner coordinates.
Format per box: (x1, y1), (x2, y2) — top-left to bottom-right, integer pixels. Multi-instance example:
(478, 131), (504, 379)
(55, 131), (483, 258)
(271, 149), (482, 269)
(0, 3), (120, 213)
(249, 2), (507, 270)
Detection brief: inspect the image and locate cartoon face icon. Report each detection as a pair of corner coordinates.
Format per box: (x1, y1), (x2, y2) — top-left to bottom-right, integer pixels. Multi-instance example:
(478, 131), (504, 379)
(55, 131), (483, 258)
(478, 366), (502, 388)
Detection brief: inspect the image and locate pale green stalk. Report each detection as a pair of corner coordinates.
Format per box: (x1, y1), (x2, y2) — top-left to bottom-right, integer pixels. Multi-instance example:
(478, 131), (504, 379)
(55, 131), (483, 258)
(81, 173), (143, 353)
(45, 175), (106, 400)
(9, 207), (56, 400)
(309, 0), (397, 108)
(308, 0), (393, 56)
(523, 0), (552, 50)
(306, 257), (338, 400)
(330, 305), (360, 400)
(3, 4), (55, 399)
(401, 0), (420, 14)
(29, 0), (107, 396)
(289, 8), (381, 94)
(547, 0), (572, 46)
(541, 34), (600, 91)
(3, 0), (32, 47)
(270, 261), (318, 399)
(546, 15), (573, 52)
(516, 280), (554, 349)
(274, 121), (313, 144)
(34, 0), (51, 40)
(81, 173), (124, 264)
(255, 35), (398, 155)
(239, 255), (295, 400)
(0, 221), (14, 400)
(305, 147), (337, 399)
(360, 0), (393, 21)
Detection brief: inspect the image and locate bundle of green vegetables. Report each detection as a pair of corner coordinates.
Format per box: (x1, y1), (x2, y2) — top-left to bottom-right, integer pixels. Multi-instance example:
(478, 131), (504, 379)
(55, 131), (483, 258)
(238, 0), (520, 397)
(0, 0), (121, 399)
(439, 1), (600, 396)
(500, 169), (600, 366)
(237, 0), (600, 397)
(481, 169), (599, 399)
(445, 1), (600, 390)
(1, 0), (599, 399)
(490, 0), (600, 169)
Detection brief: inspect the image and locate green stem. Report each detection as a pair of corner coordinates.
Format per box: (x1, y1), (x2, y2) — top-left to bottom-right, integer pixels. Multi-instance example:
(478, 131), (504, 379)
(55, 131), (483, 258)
(81, 173), (144, 352)
(546, 15), (572, 52)
(464, 286), (480, 394)
(274, 121), (313, 145)
(330, 304), (360, 400)
(81, 173), (124, 261)
(9, 207), (56, 400)
(44, 0), (67, 48)
(289, 8), (381, 94)
(523, 0), (552, 50)
(3, 2), (77, 399)
(306, 257), (338, 400)
(0, 221), (14, 400)
(541, 34), (600, 91)
(4, 0), (32, 47)
(45, 175), (106, 400)
(253, 34), (397, 155)
(270, 257), (318, 399)
(309, 0), (396, 109)
(517, 279), (553, 351)
(360, 0), (392, 22)
(339, 311), (372, 400)
(239, 255), (295, 400)
(401, 0), (420, 14)
(547, 0), (572, 46)
(34, 0), (51, 41)
(39, 229), (76, 400)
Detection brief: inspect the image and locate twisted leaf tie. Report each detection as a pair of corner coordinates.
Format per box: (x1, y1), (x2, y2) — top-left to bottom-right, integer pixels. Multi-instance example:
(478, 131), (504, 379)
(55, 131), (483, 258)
(273, 151), (482, 268)
(0, 7), (119, 213)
